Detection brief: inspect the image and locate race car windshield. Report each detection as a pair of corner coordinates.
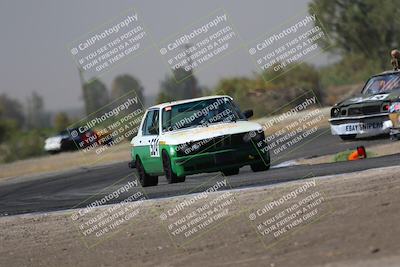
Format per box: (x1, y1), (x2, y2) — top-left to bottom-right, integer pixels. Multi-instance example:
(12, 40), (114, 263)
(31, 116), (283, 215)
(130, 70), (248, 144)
(362, 74), (400, 95)
(162, 97), (245, 132)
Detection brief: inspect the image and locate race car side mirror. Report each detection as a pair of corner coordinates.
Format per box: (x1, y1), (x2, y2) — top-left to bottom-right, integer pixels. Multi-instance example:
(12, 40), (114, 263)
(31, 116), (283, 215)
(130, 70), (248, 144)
(243, 109), (254, 119)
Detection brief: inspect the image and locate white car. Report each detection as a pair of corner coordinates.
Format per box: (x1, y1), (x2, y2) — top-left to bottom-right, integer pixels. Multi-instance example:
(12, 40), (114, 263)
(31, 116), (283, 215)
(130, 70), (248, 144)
(129, 95), (270, 187)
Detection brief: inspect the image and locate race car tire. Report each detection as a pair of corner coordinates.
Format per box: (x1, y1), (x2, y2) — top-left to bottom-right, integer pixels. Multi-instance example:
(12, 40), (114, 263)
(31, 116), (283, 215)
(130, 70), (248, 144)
(162, 151), (185, 183)
(250, 162), (270, 172)
(339, 134), (357, 141)
(221, 168), (239, 176)
(136, 156), (158, 187)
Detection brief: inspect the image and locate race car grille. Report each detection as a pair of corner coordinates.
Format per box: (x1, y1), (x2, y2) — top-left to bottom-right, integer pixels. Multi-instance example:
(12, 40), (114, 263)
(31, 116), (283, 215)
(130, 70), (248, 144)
(348, 105), (381, 116)
(176, 132), (249, 156)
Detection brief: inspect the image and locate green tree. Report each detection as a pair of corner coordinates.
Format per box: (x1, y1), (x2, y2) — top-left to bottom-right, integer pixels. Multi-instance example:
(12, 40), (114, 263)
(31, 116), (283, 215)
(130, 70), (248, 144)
(309, 0), (400, 68)
(0, 94), (25, 128)
(0, 121), (7, 143)
(263, 63), (323, 103)
(157, 68), (201, 103)
(213, 63), (322, 117)
(214, 77), (254, 110)
(53, 112), (71, 132)
(26, 91), (49, 129)
(1, 130), (46, 163)
(319, 53), (381, 87)
(111, 74), (144, 105)
(82, 79), (109, 115)
(0, 106), (17, 144)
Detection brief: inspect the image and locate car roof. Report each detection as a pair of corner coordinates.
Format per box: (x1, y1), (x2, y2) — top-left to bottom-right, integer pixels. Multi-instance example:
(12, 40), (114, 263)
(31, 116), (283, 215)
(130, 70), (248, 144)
(147, 95), (233, 110)
(372, 69), (400, 77)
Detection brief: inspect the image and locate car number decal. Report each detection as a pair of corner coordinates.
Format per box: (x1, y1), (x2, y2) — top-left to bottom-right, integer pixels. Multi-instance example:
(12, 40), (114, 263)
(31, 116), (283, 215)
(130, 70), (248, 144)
(150, 137), (160, 157)
(349, 94), (389, 103)
(367, 94), (389, 101)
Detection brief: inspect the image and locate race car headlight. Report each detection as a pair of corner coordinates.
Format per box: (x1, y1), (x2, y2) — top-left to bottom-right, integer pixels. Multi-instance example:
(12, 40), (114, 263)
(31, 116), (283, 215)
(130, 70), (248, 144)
(331, 107), (340, 118)
(382, 102), (391, 112)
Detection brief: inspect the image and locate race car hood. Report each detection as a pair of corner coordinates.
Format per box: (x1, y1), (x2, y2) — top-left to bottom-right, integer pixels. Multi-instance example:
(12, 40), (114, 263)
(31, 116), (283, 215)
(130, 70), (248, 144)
(336, 91), (400, 107)
(160, 120), (263, 145)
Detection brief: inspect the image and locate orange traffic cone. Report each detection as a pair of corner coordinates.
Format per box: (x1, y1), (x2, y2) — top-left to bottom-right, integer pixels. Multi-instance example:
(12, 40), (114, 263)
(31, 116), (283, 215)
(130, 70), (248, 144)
(348, 151), (359, 161)
(348, 146), (367, 161)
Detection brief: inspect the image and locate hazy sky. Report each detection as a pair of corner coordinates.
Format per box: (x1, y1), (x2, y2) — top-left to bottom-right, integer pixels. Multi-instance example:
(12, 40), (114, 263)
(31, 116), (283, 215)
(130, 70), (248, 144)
(0, 0), (331, 111)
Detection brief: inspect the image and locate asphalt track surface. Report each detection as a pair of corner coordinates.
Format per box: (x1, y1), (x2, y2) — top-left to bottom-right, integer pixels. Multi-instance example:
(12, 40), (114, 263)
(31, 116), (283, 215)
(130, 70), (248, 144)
(0, 128), (398, 216)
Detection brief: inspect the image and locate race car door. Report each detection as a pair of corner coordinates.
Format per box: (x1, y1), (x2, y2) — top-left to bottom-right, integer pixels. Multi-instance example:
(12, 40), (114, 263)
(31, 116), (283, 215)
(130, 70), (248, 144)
(140, 109), (163, 173)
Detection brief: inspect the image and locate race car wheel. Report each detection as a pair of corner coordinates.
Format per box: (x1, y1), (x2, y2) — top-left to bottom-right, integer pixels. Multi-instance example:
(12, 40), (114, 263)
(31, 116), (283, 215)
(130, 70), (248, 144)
(162, 151), (185, 183)
(135, 157), (158, 187)
(221, 168), (239, 176)
(250, 162), (270, 172)
(340, 134), (357, 141)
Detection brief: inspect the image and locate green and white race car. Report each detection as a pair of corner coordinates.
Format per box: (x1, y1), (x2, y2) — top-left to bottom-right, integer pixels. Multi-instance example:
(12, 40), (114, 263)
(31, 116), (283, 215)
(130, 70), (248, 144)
(129, 95), (270, 187)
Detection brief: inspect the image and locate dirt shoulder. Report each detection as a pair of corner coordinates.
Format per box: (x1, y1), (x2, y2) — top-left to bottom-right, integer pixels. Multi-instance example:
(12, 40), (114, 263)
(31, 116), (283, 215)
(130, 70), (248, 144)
(1, 166), (399, 267)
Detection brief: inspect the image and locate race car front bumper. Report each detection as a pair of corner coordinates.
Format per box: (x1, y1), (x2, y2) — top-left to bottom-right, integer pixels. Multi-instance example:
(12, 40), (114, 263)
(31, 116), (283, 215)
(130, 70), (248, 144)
(172, 146), (269, 176)
(329, 114), (392, 136)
